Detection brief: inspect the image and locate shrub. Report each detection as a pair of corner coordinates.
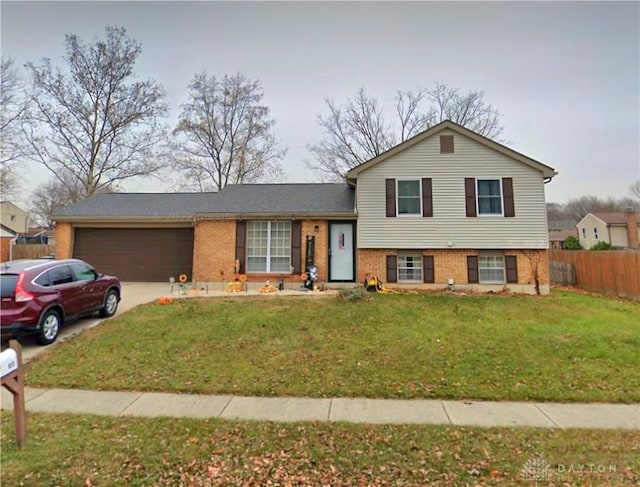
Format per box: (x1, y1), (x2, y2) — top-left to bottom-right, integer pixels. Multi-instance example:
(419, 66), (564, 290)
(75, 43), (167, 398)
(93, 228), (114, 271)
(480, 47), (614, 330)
(590, 241), (612, 251)
(562, 236), (582, 250)
(338, 286), (372, 302)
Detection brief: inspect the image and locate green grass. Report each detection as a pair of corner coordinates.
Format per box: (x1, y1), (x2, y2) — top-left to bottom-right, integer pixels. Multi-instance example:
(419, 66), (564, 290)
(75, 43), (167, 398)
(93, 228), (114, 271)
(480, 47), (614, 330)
(1, 412), (638, 486)
(25, 290), (640, 402)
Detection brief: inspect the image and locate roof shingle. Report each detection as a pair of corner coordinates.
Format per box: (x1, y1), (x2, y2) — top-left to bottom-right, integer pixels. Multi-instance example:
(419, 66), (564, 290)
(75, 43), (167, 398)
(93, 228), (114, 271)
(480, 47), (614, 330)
(53, 184), (355, 220)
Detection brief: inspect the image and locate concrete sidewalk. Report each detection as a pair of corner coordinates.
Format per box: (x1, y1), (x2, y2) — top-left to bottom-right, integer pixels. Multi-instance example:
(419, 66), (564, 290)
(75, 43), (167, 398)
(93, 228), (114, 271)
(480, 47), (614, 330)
(2, 387), (638, 430)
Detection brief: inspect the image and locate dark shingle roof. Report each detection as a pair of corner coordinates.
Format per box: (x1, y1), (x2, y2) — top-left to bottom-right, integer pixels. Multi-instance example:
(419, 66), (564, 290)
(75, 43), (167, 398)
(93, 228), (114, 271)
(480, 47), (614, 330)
(200, 184), (354, 215)
(53, 184), (355, 220)
(53, 192), (217, 219)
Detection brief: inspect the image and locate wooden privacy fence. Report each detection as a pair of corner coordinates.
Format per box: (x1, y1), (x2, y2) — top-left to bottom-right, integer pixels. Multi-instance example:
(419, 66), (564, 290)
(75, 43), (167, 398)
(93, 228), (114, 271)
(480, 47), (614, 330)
(549, 260), (576, 286)
(548, 249), (640, 301)
(3, 244), (55, 261)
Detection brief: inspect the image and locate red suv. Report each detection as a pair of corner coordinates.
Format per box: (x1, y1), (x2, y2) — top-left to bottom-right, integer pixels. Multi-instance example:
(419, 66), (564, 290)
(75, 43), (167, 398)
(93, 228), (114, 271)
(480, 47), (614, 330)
(1, 259), (121, 345)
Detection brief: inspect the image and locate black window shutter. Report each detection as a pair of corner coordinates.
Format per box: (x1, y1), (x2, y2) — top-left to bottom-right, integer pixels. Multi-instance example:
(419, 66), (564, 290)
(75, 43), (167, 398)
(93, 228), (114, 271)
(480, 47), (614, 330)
(386, 255), (397, 283)
(465, 178), (477, 217)
(502, 178), (515, 217)
(423, 255), (434, 283)
(291, 220), (302, 274)
(385, 179), (396, 217)
(422, 178), (433, 217)
(467, 256), (479, 283)
(235, 221), (246, 274)
(505, 255), (518, 283)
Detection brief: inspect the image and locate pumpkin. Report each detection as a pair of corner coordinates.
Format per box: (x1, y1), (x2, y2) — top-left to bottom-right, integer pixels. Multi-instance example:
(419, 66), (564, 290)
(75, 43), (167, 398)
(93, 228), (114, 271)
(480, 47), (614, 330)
(158, 296), (173, 305)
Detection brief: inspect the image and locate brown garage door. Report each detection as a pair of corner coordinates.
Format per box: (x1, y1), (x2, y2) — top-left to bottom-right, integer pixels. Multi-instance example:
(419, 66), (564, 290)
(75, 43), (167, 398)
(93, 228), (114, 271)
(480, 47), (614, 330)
(73, 228), (194, 282)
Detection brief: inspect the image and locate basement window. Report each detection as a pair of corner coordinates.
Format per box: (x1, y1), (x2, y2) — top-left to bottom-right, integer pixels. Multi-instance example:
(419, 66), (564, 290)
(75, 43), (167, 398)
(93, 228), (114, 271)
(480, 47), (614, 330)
(397, 253), (422, 282)
(478, 254), (505, 283)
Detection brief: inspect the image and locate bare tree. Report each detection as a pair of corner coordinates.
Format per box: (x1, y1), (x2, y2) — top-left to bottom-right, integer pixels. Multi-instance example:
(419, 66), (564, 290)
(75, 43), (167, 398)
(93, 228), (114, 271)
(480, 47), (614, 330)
(426, 82), (502, 139)
(173, 72), (285, 192)
(629, 179), (640, 201)
(23, 26), (169, 199)
(30, 171), (118, 227)
(308, 88), (394, 181)
(560, 195), (637, 221)
(1, 57), (29, 198)
(308, 82), (504, 180)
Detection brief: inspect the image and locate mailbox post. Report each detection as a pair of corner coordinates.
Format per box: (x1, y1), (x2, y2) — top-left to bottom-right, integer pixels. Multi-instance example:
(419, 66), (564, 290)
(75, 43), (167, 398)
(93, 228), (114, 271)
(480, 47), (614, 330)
(1, 340), (26, 448)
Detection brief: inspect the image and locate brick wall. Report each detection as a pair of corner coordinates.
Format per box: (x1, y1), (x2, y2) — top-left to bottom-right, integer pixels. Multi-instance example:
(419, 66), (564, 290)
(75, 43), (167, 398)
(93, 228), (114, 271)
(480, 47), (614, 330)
(358, 248), (549, 293)
(193, 220), (236, 282)
(0, 237), (11, 262)
(301, 220), (328, 282)
(193, 219), (329, 283)
(55, 223), (73, 259)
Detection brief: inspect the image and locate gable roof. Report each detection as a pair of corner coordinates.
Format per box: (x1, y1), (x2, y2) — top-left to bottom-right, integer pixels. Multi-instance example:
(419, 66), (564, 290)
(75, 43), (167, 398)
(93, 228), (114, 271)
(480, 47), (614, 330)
(0, 201), (28, 214)
(0, 223), (17, 238)
(591, 211), (638, 226)
(52, 184), (355, 222)
(345, 120), (557, 180)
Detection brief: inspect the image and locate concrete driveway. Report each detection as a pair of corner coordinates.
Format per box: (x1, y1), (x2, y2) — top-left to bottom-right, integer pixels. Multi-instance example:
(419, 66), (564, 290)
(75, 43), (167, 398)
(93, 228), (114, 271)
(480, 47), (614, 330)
(7, 282), (170, 363)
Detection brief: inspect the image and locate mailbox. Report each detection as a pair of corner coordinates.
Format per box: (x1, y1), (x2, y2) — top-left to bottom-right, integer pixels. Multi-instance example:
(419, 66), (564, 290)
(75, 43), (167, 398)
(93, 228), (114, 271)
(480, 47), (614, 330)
(0, 348), (18, 378)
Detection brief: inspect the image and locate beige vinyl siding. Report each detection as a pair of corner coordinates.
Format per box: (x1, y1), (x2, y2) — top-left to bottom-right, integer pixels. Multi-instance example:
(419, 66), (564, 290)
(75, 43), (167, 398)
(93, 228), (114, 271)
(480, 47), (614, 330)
(356, 129), (549, 249)
(576, 214), (611, 249)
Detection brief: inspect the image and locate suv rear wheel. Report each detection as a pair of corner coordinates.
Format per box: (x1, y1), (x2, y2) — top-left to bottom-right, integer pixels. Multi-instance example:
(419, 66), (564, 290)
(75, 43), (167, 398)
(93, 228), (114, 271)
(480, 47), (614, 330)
(37, 309), (61, 345)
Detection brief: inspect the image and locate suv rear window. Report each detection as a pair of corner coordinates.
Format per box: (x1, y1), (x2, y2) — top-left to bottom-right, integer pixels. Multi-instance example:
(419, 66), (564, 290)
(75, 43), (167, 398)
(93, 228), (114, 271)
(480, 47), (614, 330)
(0, 274), (19, 298)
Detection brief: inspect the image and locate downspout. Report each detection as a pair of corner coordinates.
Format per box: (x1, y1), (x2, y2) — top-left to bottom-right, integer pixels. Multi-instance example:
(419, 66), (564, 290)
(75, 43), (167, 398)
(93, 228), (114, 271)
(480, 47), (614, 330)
(8, 235), (19, 262)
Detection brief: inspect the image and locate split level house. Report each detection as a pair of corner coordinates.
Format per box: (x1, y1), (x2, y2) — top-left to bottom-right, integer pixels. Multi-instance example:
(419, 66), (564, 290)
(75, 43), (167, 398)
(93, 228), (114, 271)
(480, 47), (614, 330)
(53, 120), (557, 294)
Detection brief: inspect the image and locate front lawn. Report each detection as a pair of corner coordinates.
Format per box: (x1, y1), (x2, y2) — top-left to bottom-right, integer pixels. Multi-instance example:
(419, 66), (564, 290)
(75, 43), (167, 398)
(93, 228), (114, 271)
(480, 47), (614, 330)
(25, 290), (640, 402)
(1, 412), (638, 486)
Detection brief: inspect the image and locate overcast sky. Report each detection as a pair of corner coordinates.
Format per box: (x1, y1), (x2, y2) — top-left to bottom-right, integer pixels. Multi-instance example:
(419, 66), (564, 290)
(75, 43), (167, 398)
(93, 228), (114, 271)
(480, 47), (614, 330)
(2, 1), (639, 205)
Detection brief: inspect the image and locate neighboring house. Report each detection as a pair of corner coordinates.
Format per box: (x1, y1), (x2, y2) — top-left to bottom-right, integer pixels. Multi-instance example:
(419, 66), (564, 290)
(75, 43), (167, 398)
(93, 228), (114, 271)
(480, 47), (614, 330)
(576, 211), (640, 249)
(53, 120), (557, 294)
(22, 225), (55, 245)
(0, 224), (18, 262)
(0, 201), (29, 234)
(549, 228), (579, 249)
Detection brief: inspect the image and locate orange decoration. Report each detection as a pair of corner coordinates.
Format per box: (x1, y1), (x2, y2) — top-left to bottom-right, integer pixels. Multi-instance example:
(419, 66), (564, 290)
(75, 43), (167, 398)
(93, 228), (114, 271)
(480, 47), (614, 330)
(158, 296), (173, 305)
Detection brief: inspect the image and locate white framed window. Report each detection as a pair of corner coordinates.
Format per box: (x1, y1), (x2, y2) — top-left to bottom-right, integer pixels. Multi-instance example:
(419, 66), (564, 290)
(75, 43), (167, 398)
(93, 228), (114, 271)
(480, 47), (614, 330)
(477, 179), (503, 215)
(593, 228), (598, 240)
(246, 221), (291, 273)
(397, 180), (421, 216)
(398, 253), (422, 282)
(478, 255), (505, 283)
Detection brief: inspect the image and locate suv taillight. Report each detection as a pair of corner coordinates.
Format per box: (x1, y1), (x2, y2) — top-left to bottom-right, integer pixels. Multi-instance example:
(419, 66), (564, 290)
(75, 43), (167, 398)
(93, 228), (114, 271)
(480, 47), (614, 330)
(15, 273), (34, 302)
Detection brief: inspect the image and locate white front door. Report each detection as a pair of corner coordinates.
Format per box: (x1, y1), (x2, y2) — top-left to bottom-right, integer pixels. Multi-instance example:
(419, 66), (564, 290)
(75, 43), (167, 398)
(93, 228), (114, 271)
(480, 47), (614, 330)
(329, 222), (354, 281)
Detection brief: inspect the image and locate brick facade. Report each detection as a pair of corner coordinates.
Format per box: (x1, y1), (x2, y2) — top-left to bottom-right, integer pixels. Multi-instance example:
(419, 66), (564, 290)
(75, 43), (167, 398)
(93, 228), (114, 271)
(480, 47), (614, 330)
(301, 220), (328, 282)
(0, 237), (11, 262)
(357, 248), (549, 294)
(193, 219), (330, 283)
(192, 220), (236, 282)
(54, 222), (74, 259)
